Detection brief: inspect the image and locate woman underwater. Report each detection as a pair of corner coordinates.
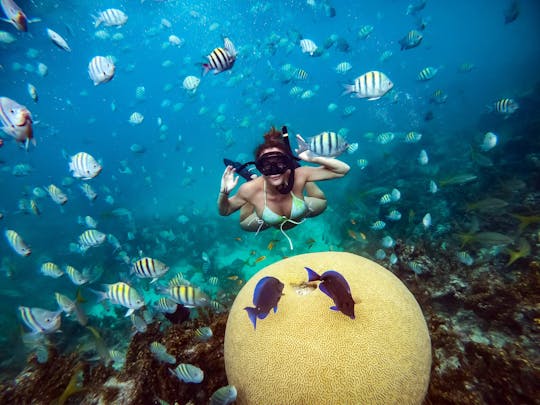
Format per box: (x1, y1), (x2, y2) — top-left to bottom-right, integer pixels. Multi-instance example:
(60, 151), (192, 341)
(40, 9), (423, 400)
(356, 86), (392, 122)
(217, 127), (350, 248)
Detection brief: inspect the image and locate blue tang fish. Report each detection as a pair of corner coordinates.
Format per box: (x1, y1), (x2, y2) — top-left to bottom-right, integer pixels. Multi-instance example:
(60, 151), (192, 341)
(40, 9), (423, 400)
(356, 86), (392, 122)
(244, 276), (284, 329)
(306, 267), (356, 319)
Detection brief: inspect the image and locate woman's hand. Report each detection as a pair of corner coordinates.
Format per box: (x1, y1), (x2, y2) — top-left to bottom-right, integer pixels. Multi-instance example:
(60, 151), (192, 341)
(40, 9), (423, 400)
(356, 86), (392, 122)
(295, 134), (316, 162)
(220, 165), (239, 194)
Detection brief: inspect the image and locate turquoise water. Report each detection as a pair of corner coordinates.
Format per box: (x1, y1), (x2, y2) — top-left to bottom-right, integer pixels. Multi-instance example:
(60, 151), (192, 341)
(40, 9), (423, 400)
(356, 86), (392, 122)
(1, 0), (539, 400)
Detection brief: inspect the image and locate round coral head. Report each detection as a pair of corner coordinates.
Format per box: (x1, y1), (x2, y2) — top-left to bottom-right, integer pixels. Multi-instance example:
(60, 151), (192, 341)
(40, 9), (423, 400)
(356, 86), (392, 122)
(224, 252), (431, 404)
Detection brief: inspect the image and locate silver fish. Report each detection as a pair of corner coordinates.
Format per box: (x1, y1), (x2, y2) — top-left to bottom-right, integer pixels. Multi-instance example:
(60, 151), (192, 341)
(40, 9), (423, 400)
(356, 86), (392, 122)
(5, 229), (31, 256)
(342, 71), (393, 101)
(88, 56), (115, 85)
(19, 306), (61, 334)
(46, 28), (71, 52)
(69, 152), (102, 179)
(0, 97), (35, 149)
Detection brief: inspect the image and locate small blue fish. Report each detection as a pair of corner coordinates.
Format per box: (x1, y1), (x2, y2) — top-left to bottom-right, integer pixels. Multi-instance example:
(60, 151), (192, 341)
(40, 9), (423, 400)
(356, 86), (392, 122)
(306, 267), (356, 319)
(210, 385), (237, 405)
(169, 363), (204, 383)
(244, 276), (284, 329)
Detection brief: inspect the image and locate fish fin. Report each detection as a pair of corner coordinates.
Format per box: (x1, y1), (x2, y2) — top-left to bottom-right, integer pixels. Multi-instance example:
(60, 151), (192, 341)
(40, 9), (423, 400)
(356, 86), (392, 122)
(88, 288), (107, 302)
(296, 136), (309, 154)
(341, 84), (354, 96)
(244, 307), (258, 329)
(125, 308), (135, 317)
(273, 305), (278, 313)
(305, 267), (320, 282)
(367, 97), (381, 101)
(202, 64), (211, 76)
(318, 283), (333, 300)
(330, 305), (338, 311)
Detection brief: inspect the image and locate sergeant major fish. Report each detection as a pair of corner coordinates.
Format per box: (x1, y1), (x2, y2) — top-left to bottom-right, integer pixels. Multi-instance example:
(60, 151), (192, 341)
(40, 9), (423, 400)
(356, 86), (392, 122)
(156, 285), (209, 308)
(5, 229), (31, 256)
(169, 363), (204, 384)
(18, 306), (61, 334)
(93, 8), (127, 27)
(342, 71), (393, 101)
(399, 30), (423, 50)
(69, 152), (102, 180)
(131, 257), (170, 283)
(0, 97), (35, 149)
(296, 132), (358, 158)
(88, 56), (115, 85)
(78, 229), (106, 252)
(244, 276), (284, 329)
(45, 184), (67, 205)
(202, 37), (237, 75)
(305, 267), (356, 319)
(91, 282), (144, 317)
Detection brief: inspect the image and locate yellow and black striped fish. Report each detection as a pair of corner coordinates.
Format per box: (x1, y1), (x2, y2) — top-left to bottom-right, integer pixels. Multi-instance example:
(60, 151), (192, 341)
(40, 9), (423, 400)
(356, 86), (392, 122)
(131, 257), (169, 282)
(417, 66), (438, 81)
(492, 98), (519, 115)
(399, 30), (423, 50)
(45, 184), (67, 205)
(78, 229), (106, 252)
(5, 229), (31, 256)
(40, 262), (63, 278)
(93, 282), (144, 317)
(18, 306), (61, 334)
(157, 285), (209, 308)
(202, 37), (237, 75)
(342, 70), (393, 101)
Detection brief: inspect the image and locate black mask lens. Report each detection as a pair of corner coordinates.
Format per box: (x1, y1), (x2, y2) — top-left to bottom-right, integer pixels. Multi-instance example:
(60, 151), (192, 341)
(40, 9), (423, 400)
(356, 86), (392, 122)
(256, 153), (291, 176)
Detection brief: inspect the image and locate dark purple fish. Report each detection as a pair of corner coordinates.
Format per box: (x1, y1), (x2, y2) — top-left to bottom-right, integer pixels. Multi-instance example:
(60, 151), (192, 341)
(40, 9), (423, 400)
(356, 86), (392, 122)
(244, 276), (284, 329)
(306, 267), (355, 319)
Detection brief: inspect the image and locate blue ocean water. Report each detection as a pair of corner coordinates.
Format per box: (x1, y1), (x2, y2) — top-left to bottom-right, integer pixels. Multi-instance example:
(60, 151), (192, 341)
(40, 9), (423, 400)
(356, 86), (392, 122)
(0, 0), (539, 400)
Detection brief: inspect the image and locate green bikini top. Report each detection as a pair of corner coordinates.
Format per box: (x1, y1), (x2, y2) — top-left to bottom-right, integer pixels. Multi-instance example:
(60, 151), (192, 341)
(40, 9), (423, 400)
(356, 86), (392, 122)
(261, 180), (307, 226)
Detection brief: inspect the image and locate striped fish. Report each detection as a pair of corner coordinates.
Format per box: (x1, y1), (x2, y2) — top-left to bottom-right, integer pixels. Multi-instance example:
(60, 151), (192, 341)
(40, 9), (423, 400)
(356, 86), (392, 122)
(417, 66), (438, 81)
(203, 37), (237, 75)
(5, 229), (31, 256)
(399, 30), (423, 50)
(342, 71), (393, 101)
(169, 363), (204, 383)
(297, 131), (357, 158)
(88, 56), (115, 85)
(27, 83), (38, 102)
(492, 98), (519, 115)
(40, 262), (63, 278)
(55, 292), (76, 314)
(78, 229), (106, 252)
(45, 184), (67, 205)
(0, 97), (35, 149)
(69, 152), (102, 180)
(209, 385), (237, 405)
(65, 265), (88, 285)
(194, 326), (213, 342)
(18, 306), (62, 334)
(299, 38), (318, 55)
(131, 257), (170, 283)
(150, 342), (176, 364)
(94, 8), (127, 27)
(153, 297), (178, 314)
(335, 61), (352, 74)
(80, 183), (97, 200)
(92, 282), (145, 317)
(157, 285), (209, 308)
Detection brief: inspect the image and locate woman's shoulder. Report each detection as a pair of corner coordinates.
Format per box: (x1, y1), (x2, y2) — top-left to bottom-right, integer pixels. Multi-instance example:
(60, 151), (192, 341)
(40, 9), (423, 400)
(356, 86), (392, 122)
(237, 177), (263, 196)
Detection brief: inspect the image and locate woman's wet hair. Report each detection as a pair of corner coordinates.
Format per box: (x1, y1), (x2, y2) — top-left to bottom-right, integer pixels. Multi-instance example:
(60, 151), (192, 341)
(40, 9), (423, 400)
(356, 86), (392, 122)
(254, 127), (289, 159)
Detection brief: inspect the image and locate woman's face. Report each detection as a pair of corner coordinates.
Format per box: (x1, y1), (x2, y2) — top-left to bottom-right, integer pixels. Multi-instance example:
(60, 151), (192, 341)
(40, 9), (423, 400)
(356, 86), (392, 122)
(258, 147), (290, 187)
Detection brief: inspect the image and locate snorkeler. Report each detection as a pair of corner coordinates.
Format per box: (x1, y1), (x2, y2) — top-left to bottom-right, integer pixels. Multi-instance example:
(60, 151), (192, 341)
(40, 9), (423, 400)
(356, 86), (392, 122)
(218, 126), (350, 249)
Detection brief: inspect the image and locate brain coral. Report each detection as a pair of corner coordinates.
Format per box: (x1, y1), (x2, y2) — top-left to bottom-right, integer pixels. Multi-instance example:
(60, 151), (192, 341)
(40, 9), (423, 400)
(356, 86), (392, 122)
(224, 252), (431, 405)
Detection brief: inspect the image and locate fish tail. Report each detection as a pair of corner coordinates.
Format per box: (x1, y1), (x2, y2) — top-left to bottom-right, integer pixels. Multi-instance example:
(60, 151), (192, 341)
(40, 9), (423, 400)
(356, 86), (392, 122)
(88, 288), (107, 302)
(305, 267), (320, 282)
(202, 63), (211, 76)
(296, 137), (309, 154)
(244, 307), (258, 329)
(341, 84), (354, 96)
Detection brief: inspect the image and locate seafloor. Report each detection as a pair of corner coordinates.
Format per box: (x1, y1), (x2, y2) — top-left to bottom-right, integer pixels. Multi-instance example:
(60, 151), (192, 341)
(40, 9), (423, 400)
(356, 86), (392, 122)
(0, 238), (538, 405)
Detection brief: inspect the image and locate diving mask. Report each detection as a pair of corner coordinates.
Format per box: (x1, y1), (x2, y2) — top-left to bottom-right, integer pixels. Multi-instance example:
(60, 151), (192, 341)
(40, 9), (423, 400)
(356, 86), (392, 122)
(255, 152), (294, 176)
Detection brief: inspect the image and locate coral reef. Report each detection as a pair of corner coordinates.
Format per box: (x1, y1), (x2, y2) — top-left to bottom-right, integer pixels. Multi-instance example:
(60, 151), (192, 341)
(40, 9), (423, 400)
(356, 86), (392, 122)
(224, 252), (432, 404)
